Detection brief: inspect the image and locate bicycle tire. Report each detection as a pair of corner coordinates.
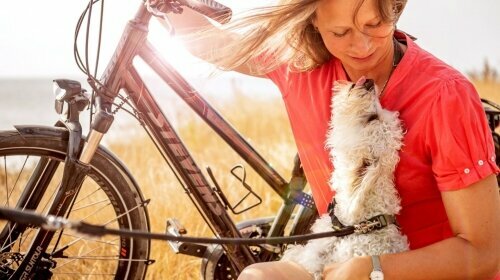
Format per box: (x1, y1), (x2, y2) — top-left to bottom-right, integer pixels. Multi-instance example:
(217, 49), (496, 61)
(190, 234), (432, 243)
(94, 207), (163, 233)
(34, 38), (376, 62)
(0, 129), (150, 279)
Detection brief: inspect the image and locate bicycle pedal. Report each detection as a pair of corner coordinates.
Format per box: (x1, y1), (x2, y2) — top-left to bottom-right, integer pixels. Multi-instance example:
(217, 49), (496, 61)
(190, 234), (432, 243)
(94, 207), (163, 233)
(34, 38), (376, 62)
(166, 218), (187, 254)
(165, 218), (207, 257)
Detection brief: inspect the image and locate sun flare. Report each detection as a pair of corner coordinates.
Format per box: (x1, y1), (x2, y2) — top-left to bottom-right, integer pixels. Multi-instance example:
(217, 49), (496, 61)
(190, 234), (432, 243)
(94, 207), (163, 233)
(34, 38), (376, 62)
(144, 17), (207, 76)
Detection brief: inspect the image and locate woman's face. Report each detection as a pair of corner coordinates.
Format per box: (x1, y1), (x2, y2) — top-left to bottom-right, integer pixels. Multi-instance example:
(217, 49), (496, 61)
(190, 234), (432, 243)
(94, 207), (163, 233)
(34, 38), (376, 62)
(313, 0), (395, 74)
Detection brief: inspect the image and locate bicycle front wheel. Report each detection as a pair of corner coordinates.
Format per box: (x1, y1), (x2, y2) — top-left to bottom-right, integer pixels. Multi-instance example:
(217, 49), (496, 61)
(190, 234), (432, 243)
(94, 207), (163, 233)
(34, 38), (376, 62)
(0, 129), (150, 279)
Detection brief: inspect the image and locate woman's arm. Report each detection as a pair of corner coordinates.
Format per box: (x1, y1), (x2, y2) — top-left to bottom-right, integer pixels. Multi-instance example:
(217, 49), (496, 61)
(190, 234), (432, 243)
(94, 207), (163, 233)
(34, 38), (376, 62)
(159, 9), (265, 78)
(324, 174), (500, 279)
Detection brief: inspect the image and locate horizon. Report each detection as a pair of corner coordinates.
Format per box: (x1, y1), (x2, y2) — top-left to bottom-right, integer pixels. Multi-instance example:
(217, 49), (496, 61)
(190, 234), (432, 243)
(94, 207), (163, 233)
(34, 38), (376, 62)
(0, 0), (499, 78)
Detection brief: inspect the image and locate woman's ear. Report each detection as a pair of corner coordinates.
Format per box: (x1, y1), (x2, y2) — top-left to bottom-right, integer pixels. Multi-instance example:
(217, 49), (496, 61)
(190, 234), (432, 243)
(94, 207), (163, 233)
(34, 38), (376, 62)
(311, 16), (318, 31)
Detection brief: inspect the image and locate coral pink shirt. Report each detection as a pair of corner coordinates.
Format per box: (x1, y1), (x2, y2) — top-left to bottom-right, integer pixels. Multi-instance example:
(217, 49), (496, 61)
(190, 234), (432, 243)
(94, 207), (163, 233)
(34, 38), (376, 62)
(266, 32), (499, 249)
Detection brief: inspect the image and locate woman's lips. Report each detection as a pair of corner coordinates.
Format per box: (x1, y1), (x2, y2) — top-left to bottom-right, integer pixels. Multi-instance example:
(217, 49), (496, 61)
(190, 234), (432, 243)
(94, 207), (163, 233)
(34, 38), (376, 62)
(349, 53), (374, 62)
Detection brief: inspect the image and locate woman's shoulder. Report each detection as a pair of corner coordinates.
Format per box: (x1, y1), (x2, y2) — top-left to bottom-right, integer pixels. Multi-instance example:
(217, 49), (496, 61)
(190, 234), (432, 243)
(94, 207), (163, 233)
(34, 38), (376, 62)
(395, 33), (474, 100)
(391, 33), (479, 112)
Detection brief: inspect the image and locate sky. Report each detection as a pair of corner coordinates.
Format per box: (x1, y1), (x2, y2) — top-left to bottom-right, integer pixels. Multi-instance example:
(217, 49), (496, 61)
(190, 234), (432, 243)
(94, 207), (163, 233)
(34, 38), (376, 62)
(0, 0), (499, 78)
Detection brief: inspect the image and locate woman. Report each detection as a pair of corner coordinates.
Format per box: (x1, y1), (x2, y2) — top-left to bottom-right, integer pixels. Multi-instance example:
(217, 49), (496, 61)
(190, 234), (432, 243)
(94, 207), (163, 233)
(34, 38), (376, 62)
(149, 0), (500, 279)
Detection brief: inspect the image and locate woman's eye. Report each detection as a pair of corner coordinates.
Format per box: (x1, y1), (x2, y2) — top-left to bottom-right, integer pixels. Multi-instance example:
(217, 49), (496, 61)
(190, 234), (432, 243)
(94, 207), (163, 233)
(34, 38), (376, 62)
(366, 20), (382, 28)
(332, 31), (348, 37)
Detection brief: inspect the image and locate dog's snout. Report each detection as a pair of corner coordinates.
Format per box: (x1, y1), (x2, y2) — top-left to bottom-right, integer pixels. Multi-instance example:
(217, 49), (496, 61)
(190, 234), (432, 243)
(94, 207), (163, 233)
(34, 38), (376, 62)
(364, 79), (375, 91)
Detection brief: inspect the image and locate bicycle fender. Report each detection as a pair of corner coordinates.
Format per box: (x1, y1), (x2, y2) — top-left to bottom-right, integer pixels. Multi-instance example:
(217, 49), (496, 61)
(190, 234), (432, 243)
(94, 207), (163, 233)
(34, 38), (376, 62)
(13, 124), (151, 231)
(15, 125), (69, 141)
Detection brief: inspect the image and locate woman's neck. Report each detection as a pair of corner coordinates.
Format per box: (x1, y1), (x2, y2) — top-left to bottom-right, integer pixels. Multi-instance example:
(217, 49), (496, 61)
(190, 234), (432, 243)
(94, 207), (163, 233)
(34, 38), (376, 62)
(343, 39), (396, 91)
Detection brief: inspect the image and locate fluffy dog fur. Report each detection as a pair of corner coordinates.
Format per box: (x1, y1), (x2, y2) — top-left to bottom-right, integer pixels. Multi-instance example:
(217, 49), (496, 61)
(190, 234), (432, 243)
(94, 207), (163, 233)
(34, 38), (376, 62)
(281, 78), (409, 279)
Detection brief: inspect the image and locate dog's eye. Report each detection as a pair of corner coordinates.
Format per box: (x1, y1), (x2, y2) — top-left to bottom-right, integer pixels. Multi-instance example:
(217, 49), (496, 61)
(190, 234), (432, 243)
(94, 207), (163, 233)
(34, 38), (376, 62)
(350, 84), (356, 90)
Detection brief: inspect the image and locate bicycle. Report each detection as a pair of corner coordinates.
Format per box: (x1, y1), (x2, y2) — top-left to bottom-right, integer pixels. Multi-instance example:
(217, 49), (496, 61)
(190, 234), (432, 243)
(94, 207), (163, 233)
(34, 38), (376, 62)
(0, 1), (318, 279)
(1, 1), (499, 279)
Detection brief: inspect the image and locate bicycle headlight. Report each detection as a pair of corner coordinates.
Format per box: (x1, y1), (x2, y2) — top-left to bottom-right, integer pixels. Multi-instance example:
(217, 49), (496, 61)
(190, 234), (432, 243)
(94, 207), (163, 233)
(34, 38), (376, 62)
(53, 79), (83, 114)
(53, 82), (65, 114)
(53, 81), (67, 101)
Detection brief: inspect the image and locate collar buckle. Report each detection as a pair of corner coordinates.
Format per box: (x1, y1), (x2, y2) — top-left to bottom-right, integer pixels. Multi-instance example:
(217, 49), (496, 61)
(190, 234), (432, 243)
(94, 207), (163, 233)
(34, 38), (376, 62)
(353, 214), (395, 234)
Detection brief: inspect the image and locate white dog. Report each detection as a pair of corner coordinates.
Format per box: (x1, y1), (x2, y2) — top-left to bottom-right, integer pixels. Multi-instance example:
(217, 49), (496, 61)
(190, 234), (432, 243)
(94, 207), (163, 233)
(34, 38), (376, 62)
(281, 78), (409, 279)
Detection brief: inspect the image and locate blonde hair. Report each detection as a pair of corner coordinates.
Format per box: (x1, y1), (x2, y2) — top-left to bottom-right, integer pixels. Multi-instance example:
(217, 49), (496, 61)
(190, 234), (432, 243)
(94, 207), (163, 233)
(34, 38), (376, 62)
(206, 0), (407, 74)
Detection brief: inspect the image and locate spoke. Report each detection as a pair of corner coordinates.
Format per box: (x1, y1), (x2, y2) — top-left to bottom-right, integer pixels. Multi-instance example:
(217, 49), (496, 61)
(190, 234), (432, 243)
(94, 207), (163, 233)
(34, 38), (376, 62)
(51, 245), (138, 273)
(52, 246), (102, 271)
(56, 256), (150, 262)
(52, 203), (143, 256)
(51, 173), (88, 255)
(77, 201), (112, 222)
(3, 156), (8, 207)
(1, 226), (37, 254)
(13, 156), (59, 214)
(57, 256), (144, 261)
(18, 227), (36, 249)
(8, 156), (30, 207)
(1, 236), (17, 252)
(71, 198), (109, 212)
(52, 272), (116, 276)
(38, 181), (59, 214)
(50, 238), (128, 272)
(54, 234), (119, 251)
(52, 202), (112, 255)
(0, 225), (35, 253)
(6, 160), (56, 251)
(103, 203), (143, 226)
(61, 233), (120, 246)
(1, 156), (13, 252)
(17, 226), (22, 252)
(0, 227), (13, 252)
(2, 155), (30, 209)
(74, 187), (101, 206)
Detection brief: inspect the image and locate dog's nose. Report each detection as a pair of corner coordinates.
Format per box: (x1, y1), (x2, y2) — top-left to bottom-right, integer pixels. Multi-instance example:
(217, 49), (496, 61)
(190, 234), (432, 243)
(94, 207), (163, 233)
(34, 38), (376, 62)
(363, 79), (375, 91)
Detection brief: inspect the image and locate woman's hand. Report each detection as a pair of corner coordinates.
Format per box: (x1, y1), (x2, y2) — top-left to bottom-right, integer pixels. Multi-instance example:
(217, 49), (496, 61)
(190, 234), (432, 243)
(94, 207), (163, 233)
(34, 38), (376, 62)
(323, 256), (372, 280)
(146, 0), (183, 16)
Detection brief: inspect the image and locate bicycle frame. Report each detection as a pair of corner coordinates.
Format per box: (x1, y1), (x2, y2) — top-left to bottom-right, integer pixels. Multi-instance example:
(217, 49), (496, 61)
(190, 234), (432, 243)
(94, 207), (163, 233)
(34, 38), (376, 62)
(80, 4), (316, 273)
(4, 3), (317, 277)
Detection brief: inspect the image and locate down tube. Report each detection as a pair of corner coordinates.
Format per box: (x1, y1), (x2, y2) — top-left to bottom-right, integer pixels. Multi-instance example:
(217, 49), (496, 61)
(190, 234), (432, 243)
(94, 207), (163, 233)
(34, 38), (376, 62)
(122, 67), (257, 271)
(139, 42), (290, 199)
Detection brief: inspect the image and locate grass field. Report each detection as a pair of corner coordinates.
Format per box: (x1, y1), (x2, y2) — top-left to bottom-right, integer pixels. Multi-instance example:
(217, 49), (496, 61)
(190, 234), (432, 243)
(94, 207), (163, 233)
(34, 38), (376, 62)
(474, 79), (500, 104)
(103, 78), (499, 279)
(1, 78), (496, 279)
(108, 90), (297, 279)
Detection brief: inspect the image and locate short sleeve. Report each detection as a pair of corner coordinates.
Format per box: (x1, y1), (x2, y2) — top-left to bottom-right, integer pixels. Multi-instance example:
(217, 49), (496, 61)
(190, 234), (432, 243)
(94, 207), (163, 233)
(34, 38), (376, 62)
(265, 63), (290, 97)
(252, 53), (291, 96)
(425, 79), (499, 191)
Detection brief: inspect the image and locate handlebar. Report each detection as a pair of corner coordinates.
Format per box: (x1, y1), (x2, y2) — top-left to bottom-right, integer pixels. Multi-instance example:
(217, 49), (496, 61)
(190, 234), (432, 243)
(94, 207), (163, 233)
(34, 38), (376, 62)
(179, 0), (232, 24)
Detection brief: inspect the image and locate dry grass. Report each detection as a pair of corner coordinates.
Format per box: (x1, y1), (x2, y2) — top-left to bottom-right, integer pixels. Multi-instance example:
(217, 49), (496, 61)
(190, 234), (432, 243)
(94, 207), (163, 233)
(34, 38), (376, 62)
(473, 79), (500, 133)
(107, 90), (297, 279)
(106, 79), (499, 279)
(104, 78), (500, 279)
(473, 79), (500, 104)
(3, 78), (496, 279)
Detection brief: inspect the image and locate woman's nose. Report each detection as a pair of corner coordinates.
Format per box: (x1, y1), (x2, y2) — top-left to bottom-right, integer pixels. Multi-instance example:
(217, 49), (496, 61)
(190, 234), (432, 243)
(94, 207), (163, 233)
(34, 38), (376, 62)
(350, 31), (372, 56)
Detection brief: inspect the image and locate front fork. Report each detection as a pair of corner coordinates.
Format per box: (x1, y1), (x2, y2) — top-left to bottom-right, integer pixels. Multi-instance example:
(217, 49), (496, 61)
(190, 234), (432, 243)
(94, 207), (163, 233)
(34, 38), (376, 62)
(9, 80), (114, 279)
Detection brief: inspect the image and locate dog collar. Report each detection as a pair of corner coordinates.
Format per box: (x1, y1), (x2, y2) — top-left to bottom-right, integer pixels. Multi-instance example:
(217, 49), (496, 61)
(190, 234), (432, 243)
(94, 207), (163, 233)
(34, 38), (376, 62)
(353, 214), (397, 234)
